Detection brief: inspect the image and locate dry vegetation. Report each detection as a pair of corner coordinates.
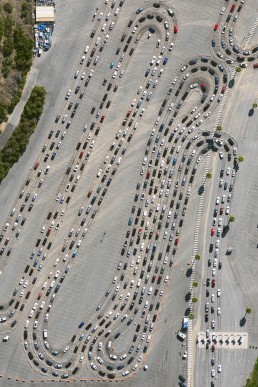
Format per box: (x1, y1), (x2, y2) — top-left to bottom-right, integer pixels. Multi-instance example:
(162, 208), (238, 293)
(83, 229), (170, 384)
(0, 0), (34, 129)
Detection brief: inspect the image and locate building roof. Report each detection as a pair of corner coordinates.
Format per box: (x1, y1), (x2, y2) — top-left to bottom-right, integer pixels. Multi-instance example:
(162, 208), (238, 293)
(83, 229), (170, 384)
(36, 6), (55, 22)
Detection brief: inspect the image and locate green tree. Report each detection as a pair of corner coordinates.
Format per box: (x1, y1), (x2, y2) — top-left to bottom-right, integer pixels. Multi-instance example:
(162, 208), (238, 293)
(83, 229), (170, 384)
(216, 125), (222, 132)
(4, 15), (13, 38)
(193, 281), (198, 287)
(3, 2), (13, 14)
(195, 254), (201, 260)
(192, 297), (198, 303)
(238, 156), (244, 163)
(13, 27), (33, 73)
(206, 172), (212, 179)
(236, 66), (241, 73)
(0, 86), (46, 181)
(229, 216), (235, 223)
(2, 37), (14, 57)
(252, 103), (257, 109)
(246, 307), (252, 315)
(0, 17), (4, 41)
(0, 104), (7, 123)
(188, 313), (194, 320)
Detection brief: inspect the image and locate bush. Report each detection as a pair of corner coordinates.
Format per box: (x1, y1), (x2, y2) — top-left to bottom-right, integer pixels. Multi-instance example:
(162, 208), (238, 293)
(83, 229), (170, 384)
(0, 104), (7, 123)
(3, 2), (13, 14)
(13, 27), (33, 73)
(0, 17), (4, 41)
(0, 86), (46, 183)
(21, 2), (31, 21)
(4, 15), (13, 38)
(2, 36), (14, 57)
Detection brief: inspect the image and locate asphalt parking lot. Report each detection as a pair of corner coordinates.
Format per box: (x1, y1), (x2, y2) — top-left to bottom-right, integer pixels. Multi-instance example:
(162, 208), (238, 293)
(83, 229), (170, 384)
(0, 0), (258, 386)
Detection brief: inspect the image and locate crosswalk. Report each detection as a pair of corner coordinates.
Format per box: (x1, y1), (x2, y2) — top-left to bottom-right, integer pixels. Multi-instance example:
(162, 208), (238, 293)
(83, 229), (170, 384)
(244, 17), (258, 49)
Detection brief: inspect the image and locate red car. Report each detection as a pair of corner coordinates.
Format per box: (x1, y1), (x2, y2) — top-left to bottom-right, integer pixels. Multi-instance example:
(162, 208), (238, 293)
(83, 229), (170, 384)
(220, 208), (224, 215)
(212, 279), (216, 288)
(174, 25), (178, 34)
(87, 189), (92, 198)
(200, 83), (206, 92)
(211, 228), (215, 236)
(214, 23), (218, 31)
(221, 85), (226, 94)
(175, 238), (179, 246)
(126, 110), (131, 118)
(34, 162), (39, 170)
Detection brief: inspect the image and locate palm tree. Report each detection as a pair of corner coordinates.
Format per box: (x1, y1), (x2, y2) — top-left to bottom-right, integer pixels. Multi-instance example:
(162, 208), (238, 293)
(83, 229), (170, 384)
(229, 216), (235, 223)
(193, 281), (198, 287)
(246, 307), (252, 315)
(238, 155), (244, 163)
(216, 125), (222, 132)
(252, 103), (257, 109)
(192, 297), (198, 303)
(195, 254), (201, 260)
(206, 172), (212, 179)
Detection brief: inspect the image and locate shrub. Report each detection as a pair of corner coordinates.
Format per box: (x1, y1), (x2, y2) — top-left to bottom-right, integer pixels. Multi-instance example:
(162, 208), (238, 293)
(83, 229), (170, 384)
(4, 2), (13, 14)
(13, 27), (33, 73)
(0, 86), (46, 183)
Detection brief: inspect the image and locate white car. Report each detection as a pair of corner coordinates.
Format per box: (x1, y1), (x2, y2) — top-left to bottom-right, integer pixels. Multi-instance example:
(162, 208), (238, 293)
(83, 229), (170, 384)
(190, 83), (198, 89)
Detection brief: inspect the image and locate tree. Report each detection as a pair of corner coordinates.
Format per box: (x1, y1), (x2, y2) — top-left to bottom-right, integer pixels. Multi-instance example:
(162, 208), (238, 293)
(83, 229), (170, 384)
(246, 307), (252, 315)
(2, 37), (14, 57)
(189, 313), (194, 320)
(192, 297), (198, 303)
(238, 156), (244, 163)
(206, 172), (212, 179)
(195, 254), (201, 260)
(252, 103), (257, 109)
(216, 125), (222, 132)
(193, 281), (198, 287)
(236, 66), (241, 72)
(229, 216), (235, 223)
(3, 2), (13, 14)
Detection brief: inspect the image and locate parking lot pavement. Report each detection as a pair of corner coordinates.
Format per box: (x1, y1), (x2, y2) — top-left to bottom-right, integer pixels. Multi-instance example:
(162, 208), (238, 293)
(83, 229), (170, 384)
(1, 0), (258, 386)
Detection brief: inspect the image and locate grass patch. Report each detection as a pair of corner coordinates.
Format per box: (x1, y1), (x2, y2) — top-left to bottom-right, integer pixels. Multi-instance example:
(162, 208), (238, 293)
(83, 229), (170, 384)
(246, 358), (258, 387)
(0, 86), (46, 183)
